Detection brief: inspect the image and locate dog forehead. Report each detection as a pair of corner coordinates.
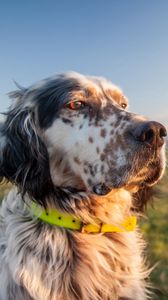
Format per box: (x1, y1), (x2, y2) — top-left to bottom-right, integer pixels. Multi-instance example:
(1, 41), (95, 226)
(69, 74), (127, 112)
(22, 72), (123, 101)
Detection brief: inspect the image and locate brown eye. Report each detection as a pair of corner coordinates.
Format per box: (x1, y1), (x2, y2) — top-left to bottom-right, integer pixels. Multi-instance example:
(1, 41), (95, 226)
(66, 101), (85, 110)
(121, 103), (127, 109)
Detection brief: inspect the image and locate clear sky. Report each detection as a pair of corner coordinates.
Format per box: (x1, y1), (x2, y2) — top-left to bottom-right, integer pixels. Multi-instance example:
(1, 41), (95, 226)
(0, 0), (168, 127)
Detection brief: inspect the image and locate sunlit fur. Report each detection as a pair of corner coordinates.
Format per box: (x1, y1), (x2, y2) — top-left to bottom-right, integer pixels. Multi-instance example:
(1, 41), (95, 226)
(0, 72), (166, 300)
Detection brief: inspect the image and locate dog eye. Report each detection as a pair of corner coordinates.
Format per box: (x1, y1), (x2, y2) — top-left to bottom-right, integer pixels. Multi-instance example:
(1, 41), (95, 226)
(121, 103), (127, 109)
(66, 101), (85, 110)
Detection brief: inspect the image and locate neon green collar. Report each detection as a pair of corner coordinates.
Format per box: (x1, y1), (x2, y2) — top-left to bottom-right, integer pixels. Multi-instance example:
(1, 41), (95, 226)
(31, 202), (137, 233)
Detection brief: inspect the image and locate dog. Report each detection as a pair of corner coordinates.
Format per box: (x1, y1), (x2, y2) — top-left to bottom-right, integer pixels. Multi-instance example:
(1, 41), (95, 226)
(0, 72), (167, 300)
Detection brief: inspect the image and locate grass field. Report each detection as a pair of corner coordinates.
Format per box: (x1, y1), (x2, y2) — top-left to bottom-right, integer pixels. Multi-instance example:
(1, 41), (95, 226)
(0, 152), (167, 299)
(141, 152), (168, 299)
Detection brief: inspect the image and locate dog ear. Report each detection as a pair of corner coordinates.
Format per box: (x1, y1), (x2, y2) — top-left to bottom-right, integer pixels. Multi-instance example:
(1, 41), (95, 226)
(0, 106), (54, 206)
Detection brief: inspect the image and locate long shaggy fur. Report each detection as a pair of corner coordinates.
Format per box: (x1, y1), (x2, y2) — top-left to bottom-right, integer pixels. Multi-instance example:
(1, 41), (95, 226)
(0, 72), (166, 300)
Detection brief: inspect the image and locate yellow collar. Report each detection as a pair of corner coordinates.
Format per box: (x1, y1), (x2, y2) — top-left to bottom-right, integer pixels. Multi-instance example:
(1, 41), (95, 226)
(30, 202), (137, 233)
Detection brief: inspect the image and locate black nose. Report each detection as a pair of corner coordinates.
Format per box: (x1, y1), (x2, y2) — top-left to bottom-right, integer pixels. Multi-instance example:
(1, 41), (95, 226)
(133, 121), (167, 147)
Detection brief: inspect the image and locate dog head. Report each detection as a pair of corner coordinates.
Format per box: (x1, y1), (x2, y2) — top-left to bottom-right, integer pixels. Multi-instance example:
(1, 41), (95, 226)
(0, 72), (167, 210)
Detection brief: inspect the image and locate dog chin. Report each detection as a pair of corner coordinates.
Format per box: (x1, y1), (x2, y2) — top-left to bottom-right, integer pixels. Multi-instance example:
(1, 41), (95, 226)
(92, 175), (133, 195)
(92, 178), (128, 195)
(92, 183), (112, 195)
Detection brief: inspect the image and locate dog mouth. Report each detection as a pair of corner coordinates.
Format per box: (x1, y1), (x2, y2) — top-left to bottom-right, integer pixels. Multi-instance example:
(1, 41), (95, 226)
(92, 158), (164, 195)
(122, 158), (165, 193)
(91, 142), (166, 195)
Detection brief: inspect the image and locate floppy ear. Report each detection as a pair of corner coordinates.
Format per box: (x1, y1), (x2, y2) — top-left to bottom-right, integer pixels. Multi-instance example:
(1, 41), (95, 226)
(0, 106), (54, 206)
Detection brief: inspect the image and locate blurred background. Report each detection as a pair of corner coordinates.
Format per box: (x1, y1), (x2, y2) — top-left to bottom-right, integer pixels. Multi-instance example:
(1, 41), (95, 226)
(0, 0), (168, 298)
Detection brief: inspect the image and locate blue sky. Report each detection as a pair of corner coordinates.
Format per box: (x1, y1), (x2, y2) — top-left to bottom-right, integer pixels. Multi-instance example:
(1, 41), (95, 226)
(0, 0), (168, 127)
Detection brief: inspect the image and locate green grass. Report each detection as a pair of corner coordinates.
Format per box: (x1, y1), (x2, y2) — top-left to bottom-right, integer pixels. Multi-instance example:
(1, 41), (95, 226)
(141, 157), (168, 299)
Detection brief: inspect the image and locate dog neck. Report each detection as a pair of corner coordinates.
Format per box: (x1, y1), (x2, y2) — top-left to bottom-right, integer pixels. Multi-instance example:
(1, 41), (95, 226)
(30, 200), (137, 233)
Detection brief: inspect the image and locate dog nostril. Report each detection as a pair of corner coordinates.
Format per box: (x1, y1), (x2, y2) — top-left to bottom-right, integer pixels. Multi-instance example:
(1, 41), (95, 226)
(160, 127), (167, 138)
(134, 121), (167, 147)
(141, 128), (154, 143)
(135, 126), (155, 143)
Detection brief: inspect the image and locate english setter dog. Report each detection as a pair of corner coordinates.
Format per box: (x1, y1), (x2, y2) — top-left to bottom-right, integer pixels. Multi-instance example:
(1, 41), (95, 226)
(0, 72), (167, 300)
